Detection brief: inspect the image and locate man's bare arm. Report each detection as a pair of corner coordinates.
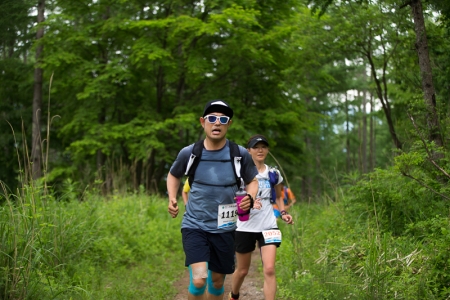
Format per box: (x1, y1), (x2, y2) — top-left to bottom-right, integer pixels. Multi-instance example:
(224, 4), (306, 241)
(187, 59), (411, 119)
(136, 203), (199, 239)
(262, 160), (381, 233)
(167, 172), (181, 218)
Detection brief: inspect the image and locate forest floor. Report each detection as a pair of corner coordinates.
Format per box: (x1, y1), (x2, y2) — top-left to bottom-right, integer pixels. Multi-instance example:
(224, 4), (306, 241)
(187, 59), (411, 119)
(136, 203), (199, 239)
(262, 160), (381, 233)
(173, 249), (265, 300)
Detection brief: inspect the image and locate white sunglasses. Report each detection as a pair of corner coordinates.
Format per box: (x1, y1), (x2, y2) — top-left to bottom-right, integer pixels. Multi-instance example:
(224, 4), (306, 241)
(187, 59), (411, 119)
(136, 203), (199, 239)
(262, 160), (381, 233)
(203, 115), (230, 124)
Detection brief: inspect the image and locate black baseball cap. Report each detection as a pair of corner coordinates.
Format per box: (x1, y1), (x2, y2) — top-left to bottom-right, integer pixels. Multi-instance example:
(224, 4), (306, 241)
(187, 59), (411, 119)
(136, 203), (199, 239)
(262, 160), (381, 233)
(203, 100), (234, 119)
(247, 135), (269, 148)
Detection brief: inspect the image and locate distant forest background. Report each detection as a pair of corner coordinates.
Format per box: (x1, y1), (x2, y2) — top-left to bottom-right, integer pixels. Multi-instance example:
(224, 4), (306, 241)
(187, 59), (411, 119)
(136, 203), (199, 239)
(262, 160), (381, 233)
(1, 0), (450, 200)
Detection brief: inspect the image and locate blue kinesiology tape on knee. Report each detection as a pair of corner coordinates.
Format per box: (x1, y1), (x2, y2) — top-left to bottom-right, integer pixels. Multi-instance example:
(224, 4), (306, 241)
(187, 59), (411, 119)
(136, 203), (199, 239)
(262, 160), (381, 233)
(188, 266), (206, 296)
(207, 270), (225, 296)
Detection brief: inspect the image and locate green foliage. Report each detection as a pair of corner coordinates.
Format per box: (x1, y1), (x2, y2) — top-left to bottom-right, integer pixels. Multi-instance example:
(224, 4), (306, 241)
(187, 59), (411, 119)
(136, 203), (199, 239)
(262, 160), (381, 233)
(406, 217), (450, 298)
(277, 201), (439, 299)
(29, 0), (315, 193)
(3, 0), (449, 200)
(0, 184), (184, 299)
(345, 165), (449, 236)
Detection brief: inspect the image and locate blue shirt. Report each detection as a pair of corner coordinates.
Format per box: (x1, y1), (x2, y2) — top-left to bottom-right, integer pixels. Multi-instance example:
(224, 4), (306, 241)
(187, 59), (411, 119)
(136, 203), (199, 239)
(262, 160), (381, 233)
(169, 140), (258, 233)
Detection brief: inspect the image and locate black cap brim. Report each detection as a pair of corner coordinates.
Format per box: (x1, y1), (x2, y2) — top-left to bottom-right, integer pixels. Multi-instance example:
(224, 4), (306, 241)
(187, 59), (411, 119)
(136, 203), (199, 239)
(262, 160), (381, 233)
(247, 136), (269, 148)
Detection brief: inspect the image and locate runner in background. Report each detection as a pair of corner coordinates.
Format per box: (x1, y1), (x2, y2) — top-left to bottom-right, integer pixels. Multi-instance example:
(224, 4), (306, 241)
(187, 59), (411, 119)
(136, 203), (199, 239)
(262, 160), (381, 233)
(182, 178), (190, 205)
(282, 184), (296, 211)
(230, 134), (293, 300)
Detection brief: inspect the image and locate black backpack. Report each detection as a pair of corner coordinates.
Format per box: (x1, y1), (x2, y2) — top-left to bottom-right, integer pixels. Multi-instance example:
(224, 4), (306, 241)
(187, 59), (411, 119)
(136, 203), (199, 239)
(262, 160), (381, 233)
(184, 140), (242, 188)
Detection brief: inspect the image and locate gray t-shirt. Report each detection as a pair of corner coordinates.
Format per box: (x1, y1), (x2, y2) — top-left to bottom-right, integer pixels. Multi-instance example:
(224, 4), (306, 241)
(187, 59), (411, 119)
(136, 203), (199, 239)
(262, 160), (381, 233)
(169, 140), (258, 233)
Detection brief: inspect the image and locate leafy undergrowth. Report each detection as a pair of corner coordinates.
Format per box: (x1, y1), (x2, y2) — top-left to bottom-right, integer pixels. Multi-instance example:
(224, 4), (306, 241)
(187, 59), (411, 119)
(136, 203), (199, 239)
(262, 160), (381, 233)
(0, 187), (185, 299)
(3, 179), (449, 300)
(276, 199), (446, 299)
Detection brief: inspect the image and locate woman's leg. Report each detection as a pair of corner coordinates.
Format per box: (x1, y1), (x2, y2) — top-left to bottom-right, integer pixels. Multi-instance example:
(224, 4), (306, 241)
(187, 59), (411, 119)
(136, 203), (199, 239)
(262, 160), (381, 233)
(260, 245), (277, 300)
(230, 251), (253, 297)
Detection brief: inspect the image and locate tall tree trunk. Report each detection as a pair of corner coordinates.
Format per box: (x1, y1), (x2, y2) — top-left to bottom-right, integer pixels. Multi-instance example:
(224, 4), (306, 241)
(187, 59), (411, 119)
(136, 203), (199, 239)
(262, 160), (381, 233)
(146, 149), (156, 191)
(315, 140), (322, 199)
(366, 51), (402, 150)
(96, 6), (110, 187)
(357, 100), (362, 173)
(31, 0), (45, 180)
(134, 159), (143, 191)
(23, 26), (28, 64)
(410, 0), (443, 148)
(345, 93), (350, 173)
(361, 89), (367, 174)
(8, 33), (15, 58)
(369, 92), (375, 171)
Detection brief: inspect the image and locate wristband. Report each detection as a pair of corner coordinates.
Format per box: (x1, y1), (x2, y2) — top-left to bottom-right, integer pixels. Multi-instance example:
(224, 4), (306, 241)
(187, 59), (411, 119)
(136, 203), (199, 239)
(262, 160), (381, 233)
(247, 193), (254, 208)
(280, 210), (287, 216)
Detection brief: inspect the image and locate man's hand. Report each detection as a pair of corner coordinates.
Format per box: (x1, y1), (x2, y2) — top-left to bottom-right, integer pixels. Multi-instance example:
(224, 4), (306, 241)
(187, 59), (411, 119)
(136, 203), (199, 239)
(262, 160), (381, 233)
(168, 198), (179, 218)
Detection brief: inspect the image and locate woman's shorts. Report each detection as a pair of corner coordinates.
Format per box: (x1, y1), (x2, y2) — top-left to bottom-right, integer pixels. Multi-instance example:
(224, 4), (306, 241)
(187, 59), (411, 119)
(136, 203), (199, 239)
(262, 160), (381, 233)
(234, 229), (281, 253)
(181, 228), (235, 274)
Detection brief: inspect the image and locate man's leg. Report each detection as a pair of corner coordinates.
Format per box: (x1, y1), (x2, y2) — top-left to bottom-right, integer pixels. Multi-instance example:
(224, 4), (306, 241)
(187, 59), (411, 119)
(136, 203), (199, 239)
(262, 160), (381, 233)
(206, 270), (226, 300)
(206, 230), (235, 299)
(188, 262), (208, 300)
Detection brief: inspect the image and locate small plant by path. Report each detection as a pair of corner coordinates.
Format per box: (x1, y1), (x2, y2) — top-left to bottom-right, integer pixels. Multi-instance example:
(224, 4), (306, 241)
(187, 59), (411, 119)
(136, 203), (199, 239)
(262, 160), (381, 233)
(173, 249), (264, 300)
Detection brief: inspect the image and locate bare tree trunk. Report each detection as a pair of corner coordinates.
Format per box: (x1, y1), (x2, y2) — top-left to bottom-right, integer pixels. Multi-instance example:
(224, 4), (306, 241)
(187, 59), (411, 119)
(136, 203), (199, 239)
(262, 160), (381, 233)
(410, 0), (443, 148)
(96, 108), (106, 174)
(31, 0), (45, 180)
(134, 159), (143, 191)
(366, 51), (402, 150)
(315, 140), (322, 198)
(146, 149), (156, 191)
(130, 155), (143, 192)
(96, 6), (110, 190)
(8, 32), (15, 58)
(345, 93), (350, 173)
(23, 26), (28, 63)
(357, 99), (362, 173)
(369, 92), (375, 171)
(361, 89), (367, 174)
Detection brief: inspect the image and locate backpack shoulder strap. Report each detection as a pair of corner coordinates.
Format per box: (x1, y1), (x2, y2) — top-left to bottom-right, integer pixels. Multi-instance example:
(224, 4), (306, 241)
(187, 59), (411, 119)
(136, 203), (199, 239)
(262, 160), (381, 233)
(268, 167), (279, 186)
(185, 140), (204, 186)
(229, 141), (242, 188)
(268, 167), (279, 203)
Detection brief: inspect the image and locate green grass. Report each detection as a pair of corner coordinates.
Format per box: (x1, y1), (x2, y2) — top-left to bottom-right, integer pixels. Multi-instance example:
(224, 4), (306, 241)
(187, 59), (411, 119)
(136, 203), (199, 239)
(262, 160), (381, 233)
(0, 184), (185, 299)
(2, 182), (448, 299)
(276, 201), (438, 300)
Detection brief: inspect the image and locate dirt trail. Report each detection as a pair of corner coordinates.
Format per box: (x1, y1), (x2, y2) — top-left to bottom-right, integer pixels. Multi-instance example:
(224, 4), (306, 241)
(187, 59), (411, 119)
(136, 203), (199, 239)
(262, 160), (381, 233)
(173, 249), (264, 300)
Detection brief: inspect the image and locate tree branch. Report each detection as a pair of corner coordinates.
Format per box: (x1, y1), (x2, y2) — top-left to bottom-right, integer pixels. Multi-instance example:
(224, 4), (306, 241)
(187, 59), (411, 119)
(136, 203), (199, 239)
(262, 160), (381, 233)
(401, 171), (450, 201)
(407, 113), (450, 180)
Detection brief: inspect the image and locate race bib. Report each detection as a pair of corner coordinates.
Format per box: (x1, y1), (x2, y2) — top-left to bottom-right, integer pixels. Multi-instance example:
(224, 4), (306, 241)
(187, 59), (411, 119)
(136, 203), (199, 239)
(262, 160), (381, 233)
(218, 204), (238, 229)
(262, 230), (282, 243)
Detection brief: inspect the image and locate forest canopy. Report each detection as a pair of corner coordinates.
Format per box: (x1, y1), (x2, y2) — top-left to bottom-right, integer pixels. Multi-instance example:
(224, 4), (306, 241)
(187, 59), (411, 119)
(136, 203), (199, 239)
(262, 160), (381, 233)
(1, 0), (449, 200)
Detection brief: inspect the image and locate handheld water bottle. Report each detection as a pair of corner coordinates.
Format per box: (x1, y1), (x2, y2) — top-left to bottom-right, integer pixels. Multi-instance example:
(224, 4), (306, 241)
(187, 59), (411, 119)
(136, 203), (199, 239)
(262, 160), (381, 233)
(235, 180), (250, 222)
